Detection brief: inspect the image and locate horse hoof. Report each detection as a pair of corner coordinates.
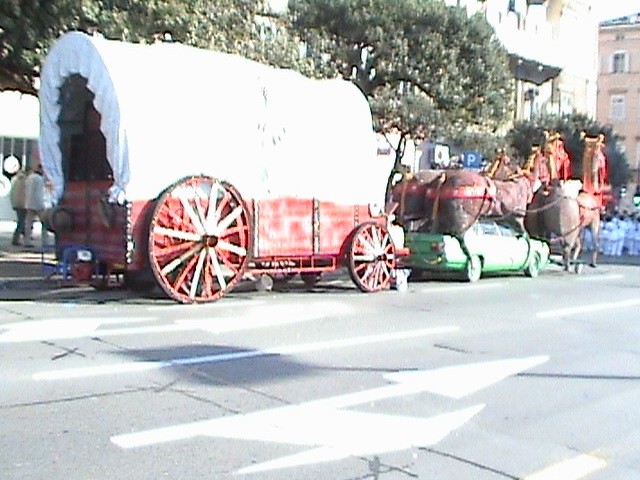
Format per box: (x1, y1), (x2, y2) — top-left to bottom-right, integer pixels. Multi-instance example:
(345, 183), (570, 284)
(589, 263), (597, 268)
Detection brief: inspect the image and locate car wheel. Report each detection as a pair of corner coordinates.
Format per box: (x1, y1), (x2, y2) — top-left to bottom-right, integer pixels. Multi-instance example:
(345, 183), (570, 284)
(524, 253), (541, 278)
(464, 255), (482, 283)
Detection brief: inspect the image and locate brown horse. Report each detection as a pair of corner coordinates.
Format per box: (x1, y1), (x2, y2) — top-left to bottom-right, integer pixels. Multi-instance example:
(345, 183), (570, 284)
(390, 168), (535, 235)
(524, 132), (611, 270)
(525, 181), (601, 270)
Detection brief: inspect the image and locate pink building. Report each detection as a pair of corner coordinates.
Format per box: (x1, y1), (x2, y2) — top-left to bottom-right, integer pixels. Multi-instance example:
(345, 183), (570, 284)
(597, 12), (640, 204)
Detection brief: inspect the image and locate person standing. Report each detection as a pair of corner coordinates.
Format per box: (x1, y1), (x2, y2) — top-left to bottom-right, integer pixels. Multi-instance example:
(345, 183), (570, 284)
(622, 212), (634, 255)
(24, 165), (46, 248)
(599, 216), (613, 256)
(610, 214), (625, 257)
(631, 216), (640, 256)
(582, 224), (594, 252)
(9, 169), (27, 246)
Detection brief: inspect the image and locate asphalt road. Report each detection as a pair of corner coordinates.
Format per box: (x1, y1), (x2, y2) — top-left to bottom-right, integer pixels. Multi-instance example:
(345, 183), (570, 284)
(1, 258), (640, 480)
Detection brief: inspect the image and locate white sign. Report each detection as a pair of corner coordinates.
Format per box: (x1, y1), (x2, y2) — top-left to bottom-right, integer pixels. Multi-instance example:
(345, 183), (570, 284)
(3, 155), (20, 174)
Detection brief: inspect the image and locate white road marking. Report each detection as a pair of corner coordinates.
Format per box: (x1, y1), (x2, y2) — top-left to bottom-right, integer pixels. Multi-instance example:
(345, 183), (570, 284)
(0, 302), (353, 343)
(575, 274), (624, 282)
(536, 298), (640, 319)
(33, 326), (459, 380)
(416, 282), (502, 294)
(144, 298), (269, 311)
(111, 356), (547, 474)
(235, 406), (485, 475)
(383, 356), (549, 399)
(176, 302), (353, 334)
(524, 453), (606, 480)
(0, 317), (156, 343)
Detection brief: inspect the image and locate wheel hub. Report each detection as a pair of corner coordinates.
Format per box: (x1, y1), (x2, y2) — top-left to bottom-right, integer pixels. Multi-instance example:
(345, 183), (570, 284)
(204, 235), (219, 248)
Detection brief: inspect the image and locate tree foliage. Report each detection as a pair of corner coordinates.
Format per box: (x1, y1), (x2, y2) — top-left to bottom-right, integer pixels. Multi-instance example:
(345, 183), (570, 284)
(0, 0), (312, 95)
(448, 130), (507, 164)
(288, 0), (514, 161)
(1, 0), (73, 95)
(506, 113), (630, 188)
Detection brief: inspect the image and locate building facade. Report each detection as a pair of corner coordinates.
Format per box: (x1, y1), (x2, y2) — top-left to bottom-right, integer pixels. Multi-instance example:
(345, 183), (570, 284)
(0, 91), (40, 221)
(597, 12), (640, 191)
(445, 0), (599, 120)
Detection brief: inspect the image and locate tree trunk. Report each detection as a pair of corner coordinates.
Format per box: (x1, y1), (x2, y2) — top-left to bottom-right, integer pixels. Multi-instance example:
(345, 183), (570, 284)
(384, 133), (408, 205)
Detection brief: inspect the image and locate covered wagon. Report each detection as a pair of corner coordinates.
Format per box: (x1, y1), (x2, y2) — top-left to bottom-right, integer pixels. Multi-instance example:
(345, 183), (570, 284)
(39, 32), (397, 303)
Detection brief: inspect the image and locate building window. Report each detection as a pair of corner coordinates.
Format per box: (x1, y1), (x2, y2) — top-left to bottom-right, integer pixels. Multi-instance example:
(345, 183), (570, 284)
(559, 91), (574, 115)
(611, 51), (629, 73)
(610, 95), (626, 120)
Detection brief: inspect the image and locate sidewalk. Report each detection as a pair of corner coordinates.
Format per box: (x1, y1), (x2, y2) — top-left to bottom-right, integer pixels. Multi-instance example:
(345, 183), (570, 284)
(0, 220), (63, 294)
(0, 220), (51, 269)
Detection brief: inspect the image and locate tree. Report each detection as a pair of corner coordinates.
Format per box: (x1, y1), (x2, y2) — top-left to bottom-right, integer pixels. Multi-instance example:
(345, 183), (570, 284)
(447, 130), (507, 166)
(0, 1), (79, 95)
(0, 0), (312, 96)
(506, 113), (630, 189)
(288, 0), (514, 185)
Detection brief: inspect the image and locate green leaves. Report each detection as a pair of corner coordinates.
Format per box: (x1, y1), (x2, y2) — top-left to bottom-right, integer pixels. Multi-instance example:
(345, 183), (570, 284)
(0, 0), (76, 94)
(0, 0), (310, 95)
(506, 114), (630, 189)
(289, 0), (513, 143)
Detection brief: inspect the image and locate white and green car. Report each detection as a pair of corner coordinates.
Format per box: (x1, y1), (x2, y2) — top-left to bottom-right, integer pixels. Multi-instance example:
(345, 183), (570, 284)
(400, 218), (550, 282)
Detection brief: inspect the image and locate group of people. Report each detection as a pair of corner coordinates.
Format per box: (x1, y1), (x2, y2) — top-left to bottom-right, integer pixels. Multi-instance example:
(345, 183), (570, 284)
(583, 212), (640, 256)
(8, 165), (49, 247)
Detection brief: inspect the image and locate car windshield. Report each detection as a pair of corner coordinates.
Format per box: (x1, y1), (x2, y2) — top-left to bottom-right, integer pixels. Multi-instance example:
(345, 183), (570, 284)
(473, 218), (526, 238)
(479, 222), (499, 235)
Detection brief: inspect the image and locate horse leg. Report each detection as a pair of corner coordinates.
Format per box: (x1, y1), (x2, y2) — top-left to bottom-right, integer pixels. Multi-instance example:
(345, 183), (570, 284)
(590, 225), (599, 268)
(572, 235), (583, 273)
(563, 242), (571, 271)
(590, 220), (600, 268)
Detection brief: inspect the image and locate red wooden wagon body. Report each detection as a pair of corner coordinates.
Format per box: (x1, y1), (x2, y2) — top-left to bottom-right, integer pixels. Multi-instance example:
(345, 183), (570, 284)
(38, 33), (397, 303)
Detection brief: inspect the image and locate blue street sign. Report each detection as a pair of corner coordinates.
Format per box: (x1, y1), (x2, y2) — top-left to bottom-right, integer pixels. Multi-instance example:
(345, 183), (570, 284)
(461, 151), (483, 169)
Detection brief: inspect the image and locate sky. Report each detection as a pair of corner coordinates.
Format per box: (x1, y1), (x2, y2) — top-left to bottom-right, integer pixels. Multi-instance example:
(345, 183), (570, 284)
(592, 0), (640, 22)
(268, 1), (640, 21)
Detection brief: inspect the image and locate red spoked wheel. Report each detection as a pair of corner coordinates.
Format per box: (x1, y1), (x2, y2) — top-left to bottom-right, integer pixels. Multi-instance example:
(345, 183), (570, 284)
(347, 221), (396, 292)
(148, 176), (251, 303)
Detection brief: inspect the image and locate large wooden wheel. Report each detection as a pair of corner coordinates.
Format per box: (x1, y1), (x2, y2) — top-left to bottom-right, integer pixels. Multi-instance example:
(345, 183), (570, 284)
(148, 176), (251, 303)
(347, 221), (396, 292)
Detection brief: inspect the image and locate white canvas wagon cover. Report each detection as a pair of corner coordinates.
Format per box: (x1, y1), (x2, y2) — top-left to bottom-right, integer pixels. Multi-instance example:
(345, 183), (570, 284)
(39, 32), (389, 206)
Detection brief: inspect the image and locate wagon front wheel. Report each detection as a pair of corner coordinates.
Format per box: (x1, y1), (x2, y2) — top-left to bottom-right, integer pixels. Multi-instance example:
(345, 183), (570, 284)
(347, 222), (396, 292)
(148, 176), (251, 303)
